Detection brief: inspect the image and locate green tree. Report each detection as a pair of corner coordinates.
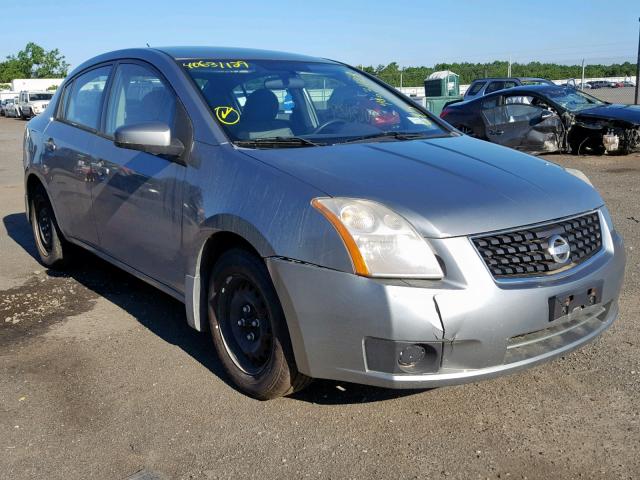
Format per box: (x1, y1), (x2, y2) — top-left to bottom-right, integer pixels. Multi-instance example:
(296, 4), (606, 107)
(360, 60), (635, 87)
(0, 42), (70, 83)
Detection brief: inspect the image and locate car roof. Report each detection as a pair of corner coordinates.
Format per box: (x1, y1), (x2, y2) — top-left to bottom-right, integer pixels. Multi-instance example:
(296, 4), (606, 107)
(156, 46), (331, 63)
(69, 46), (339, 80)
(453, 84), (568, 107)
(470, 77), (550, 83)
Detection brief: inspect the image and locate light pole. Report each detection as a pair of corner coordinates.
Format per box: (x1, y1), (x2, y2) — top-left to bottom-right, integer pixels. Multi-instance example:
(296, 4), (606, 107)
(635, 17), (640, 104)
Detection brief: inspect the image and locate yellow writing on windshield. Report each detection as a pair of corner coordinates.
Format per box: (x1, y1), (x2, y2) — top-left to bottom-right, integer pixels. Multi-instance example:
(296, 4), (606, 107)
(183, 60), (250, 70)
(214, 106), (241, 125)
(346, 71), (390, 107)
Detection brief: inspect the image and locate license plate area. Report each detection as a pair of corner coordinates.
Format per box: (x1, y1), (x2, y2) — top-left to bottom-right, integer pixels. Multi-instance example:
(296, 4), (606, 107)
(548, 281), (603, 322)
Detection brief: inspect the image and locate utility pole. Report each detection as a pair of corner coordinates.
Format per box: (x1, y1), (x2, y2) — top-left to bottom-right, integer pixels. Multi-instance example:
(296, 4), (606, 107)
(508, 56), (512, 77)
(635, 17), (640, 104)
(581, 58), (585, 91)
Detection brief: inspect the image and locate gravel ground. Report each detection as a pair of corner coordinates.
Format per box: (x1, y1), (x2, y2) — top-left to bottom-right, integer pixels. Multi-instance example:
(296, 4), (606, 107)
(0, 116), (638, 480)
(586, 86), (637, 105)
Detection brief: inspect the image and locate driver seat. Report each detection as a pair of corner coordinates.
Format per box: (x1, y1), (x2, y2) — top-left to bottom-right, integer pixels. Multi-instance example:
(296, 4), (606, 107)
(238, 89), (292, 139)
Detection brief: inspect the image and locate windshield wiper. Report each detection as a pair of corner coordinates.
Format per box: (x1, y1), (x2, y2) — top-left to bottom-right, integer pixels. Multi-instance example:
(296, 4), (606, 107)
(235, 136), (321, 148)
(336, 131), (433, 144)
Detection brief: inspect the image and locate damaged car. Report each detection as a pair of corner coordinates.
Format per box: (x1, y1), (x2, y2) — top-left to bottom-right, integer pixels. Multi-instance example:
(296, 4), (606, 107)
(24, 47), (625, 399)
(441, 85), (640, 155)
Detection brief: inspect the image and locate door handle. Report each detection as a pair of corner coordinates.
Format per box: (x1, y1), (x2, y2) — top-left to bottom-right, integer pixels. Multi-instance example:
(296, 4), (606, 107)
(489, 129), (504, 135)
(44, 138), (57, 151)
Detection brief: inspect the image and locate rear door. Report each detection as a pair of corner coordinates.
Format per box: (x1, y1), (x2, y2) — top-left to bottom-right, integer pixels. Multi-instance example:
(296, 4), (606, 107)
(42, 65), (112, 246)
(90, 61), (190, 291)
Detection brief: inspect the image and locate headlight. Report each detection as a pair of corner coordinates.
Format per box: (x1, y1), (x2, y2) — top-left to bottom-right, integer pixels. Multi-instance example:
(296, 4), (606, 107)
(600, 205), (615, 233)
(565, 168), (593, 186)
(311, 197), (443, 279)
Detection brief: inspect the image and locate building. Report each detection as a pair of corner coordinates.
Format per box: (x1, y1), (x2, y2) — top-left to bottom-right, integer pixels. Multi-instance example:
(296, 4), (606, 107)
(10, 78), (63, 92)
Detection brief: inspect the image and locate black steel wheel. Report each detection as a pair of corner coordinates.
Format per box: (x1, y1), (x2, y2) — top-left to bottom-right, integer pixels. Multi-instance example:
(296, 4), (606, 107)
(208, 248), (311, 399)
(217, 274), (274, 375)
(30, 185), (71, 268)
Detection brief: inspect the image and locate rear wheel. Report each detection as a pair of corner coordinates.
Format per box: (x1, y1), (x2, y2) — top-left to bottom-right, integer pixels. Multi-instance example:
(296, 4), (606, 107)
(208, 248), (311, 399)
(30, 186), (72, 268)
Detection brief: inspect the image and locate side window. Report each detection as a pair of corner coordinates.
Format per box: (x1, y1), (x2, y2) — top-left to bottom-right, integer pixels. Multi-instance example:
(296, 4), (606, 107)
(504, 95), (533, 105)
(484, 81), (504, 94)
(297, 73), (346, 114)
(467, 81), (486, 96)
(504, 104), (544, 122)
(63, 66), (111, 130)
(481, 96), (500, 110)
(105, 63), (176, 136)
(503, 81), (518, 90)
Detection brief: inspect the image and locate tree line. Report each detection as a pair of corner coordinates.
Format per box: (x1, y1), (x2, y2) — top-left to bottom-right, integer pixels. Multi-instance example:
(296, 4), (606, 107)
(360, 61), (638, 86)
(0, 42), (69, 84)
(0, 42), (635, 88)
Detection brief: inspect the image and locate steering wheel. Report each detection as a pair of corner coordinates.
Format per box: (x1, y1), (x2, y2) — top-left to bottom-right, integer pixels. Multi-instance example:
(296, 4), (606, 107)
(313, 119), (347, 134)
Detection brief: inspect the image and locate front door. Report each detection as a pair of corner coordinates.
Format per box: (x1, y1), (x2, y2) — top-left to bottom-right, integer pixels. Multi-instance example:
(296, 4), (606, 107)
(482, 98), (562, 152)
(91, 62), (188, 292)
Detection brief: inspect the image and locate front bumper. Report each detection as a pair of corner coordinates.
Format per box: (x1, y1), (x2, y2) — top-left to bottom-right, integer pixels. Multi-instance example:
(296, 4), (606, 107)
(267, 215), (625, 389)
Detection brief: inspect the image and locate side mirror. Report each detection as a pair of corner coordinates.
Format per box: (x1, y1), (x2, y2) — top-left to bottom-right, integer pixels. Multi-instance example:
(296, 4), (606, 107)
(114, 122), (184, 157)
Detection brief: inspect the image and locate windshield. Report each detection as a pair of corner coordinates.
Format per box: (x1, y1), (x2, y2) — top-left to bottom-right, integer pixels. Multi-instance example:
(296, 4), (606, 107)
(545, 89), (605, 112)
(181, 59), (449, 146)
(29, 93), (53, 101)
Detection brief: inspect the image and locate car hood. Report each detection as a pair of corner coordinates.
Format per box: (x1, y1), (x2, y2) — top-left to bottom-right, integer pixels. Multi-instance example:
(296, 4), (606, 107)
(240, 135), (603, 238)
(576, 104), (640, 124)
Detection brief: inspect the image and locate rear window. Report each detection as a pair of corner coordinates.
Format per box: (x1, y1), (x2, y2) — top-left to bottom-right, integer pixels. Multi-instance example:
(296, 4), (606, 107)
(62, 66), (111, 130)
(467, 81), (485, 95)
(29, 93), (53, 101)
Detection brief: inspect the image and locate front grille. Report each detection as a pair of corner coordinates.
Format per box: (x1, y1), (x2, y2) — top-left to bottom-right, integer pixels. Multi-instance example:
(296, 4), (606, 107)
(472, 211), (602, 278)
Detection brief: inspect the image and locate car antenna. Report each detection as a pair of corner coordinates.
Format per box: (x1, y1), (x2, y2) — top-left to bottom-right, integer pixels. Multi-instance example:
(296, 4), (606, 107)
(146, 43), (151, 47)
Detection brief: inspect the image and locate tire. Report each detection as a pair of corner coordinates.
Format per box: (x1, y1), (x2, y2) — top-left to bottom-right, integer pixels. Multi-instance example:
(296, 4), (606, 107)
(207, 248), (311, 399)
(29, 185), (72, 268)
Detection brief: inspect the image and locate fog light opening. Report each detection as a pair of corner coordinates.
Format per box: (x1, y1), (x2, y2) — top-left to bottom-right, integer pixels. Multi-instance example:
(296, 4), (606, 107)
(398, 344), (426, 367)
(364, 338), (442, 375)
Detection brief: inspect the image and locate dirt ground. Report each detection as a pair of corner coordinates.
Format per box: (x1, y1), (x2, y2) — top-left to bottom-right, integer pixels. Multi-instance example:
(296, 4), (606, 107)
(0, 116), (638, 480)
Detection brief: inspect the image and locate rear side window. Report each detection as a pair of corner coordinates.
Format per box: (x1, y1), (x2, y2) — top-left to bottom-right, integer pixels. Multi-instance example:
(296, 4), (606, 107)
(62, 66), (111, 130)
(467, 81), (485, 96)
(105, 63), (176, 136)
(484, 81), (505, 94)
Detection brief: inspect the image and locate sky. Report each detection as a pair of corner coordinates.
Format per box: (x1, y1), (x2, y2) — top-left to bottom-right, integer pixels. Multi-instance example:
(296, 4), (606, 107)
(1, 0), (638, 71)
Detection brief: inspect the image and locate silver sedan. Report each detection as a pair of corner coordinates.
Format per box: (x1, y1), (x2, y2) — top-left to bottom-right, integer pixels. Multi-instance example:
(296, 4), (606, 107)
(22, 47), (625, 399)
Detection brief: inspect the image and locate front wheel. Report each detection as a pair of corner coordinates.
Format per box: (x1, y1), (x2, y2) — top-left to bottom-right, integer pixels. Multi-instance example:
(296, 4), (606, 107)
(208, 249), (311, 399)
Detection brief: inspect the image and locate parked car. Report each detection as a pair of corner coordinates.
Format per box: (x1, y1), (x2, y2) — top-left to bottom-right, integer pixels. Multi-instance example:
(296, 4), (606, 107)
(3, 97), (20, 117)
(17, 90), (54, 119)
(612, 81), (635, 88)
(0, 99), (12, 116)
(587, 81), (613, 89)
(441, 84), (640, 155)
(23, 47), (625, 399)
(464, 77), (555, 100)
